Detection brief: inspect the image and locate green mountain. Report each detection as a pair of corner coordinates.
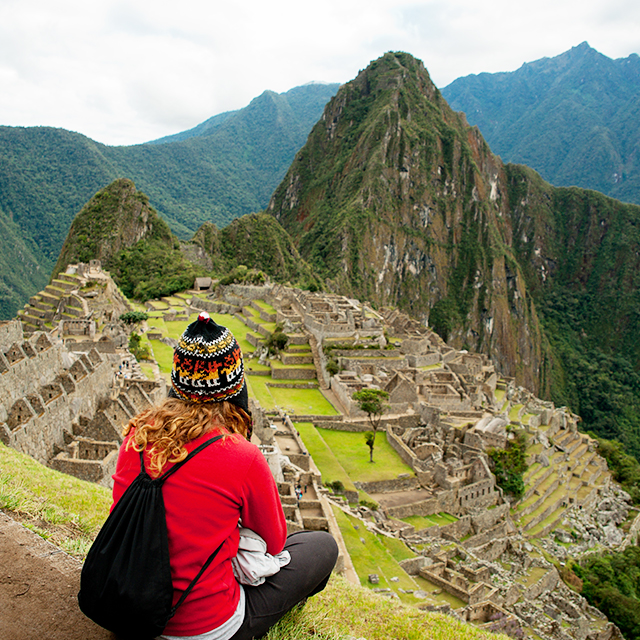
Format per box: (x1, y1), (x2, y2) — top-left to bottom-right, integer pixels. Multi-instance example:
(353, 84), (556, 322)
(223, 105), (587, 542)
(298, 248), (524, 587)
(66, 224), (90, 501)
(191, 213), (319, 289)
(54, 178), (202, 301)
(0, 82), (339, 318)
(53, 179), (319, 302)
(441, 42), (640, 205)
(267, 51), (640, 461)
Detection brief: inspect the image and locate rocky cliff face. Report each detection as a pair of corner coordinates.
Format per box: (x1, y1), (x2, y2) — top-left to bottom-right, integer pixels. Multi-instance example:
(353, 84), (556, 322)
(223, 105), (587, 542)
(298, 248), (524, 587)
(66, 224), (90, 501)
(268, 52), (549, 393)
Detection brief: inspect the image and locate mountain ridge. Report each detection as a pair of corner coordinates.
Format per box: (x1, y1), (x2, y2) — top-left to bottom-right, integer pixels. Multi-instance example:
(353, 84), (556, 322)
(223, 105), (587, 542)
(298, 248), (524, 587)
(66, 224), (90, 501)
(0, 82), (340, 318)
(265, 51), (640, 463)
(442, 42), (640, 204)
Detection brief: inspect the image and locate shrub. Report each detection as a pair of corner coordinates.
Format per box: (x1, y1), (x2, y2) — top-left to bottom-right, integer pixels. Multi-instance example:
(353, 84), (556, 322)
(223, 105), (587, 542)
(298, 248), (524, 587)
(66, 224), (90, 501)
(119, 311), (149, 324)
(326, 480), (345, 494)
(128, 333), (150, 361)
(359, 497), (379, 511)
(325, 358), (339, 376)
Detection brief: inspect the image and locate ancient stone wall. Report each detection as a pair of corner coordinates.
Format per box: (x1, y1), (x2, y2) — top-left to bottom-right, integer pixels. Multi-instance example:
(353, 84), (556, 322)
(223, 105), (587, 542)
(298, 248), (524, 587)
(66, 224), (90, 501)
(523, 567), (560, 601)
(386, 428), (429, 473)
(354, 476), (420, 494)
(0, 321), (24, 350)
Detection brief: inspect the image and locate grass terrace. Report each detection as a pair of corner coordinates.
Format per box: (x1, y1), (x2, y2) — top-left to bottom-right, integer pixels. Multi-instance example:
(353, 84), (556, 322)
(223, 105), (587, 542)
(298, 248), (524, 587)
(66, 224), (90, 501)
(333, 506), (419, 600)
(252, 299), (277, 315)
(419, 362), (444, 371)
(294, 423), (356, 496)
(0, 445), (509, 640)
(401, 513), (459, 529)
(139, 362), (156, 380)
(270, 360), (316, 371)
(315, 428), (413, 483)
(509, 404), (523, 422)
(248, 379), (337, 415)
(147, 299), (170, 310)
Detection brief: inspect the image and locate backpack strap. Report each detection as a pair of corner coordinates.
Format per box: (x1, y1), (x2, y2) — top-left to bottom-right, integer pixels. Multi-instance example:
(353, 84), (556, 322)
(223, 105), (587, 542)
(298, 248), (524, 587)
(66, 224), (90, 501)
(169, 538), (225, 617)
(137, 433), (225, 481)
(136, 432), (227, 620)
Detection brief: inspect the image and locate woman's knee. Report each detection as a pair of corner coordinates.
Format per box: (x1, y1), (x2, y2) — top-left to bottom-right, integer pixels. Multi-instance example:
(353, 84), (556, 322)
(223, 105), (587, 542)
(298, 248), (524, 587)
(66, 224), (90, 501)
(285, 530), (338, 573)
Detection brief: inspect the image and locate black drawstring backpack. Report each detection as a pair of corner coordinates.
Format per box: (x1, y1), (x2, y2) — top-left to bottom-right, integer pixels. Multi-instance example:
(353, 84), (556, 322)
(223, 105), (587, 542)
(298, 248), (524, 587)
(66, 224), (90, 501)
(78, 435), (224, 640)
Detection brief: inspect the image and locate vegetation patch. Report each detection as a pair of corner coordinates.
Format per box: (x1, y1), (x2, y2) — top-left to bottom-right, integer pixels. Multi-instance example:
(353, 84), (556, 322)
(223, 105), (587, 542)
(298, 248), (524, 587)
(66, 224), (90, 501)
(574, 547), (640, 640)
(294, 423), (356, 495)
(316, 428), (413, 483)
(0, 443), (110, 558)
(488, 428), (528, 499)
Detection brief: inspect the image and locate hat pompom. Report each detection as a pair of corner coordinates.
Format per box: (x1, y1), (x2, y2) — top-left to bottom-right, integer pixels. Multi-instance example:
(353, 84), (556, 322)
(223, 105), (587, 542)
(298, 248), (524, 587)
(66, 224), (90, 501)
(198, 311), (210, 323)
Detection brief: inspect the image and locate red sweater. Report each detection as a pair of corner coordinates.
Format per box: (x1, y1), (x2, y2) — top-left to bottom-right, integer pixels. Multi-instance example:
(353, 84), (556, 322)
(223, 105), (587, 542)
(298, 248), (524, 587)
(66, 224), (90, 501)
(111, 429), (287, 637)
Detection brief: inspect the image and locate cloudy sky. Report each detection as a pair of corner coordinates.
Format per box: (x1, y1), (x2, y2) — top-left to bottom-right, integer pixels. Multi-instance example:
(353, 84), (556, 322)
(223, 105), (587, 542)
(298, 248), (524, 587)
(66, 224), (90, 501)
(1, 0), (638, 146)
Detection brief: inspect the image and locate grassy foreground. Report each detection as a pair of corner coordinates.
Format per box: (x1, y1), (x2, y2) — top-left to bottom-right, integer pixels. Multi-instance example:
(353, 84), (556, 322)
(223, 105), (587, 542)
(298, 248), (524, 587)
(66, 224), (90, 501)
(0, 445), (510, 640)
(0, 443), (111, 557)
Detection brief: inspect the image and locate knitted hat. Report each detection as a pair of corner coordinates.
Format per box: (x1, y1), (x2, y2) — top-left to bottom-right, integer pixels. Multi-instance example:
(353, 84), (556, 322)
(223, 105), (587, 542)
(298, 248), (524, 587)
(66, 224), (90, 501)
(170, 311), (248, 413)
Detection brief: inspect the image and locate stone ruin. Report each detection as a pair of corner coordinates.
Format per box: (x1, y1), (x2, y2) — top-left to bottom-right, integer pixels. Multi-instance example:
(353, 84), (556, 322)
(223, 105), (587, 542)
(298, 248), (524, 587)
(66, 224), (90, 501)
(2, 262), (170, 487)
(6, 277), (637, 640)
(0, 318), (165, 487)
(194, 283), (634, 640)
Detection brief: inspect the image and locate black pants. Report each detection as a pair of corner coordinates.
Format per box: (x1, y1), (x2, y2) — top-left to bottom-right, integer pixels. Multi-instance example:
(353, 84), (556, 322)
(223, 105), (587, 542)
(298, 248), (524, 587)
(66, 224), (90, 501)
(229, 530), (338, 640)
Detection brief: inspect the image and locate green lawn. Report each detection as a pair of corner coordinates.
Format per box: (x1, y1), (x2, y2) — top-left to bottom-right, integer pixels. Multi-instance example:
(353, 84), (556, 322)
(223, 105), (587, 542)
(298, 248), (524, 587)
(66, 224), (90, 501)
(509, 404), (523, 421)
(401, 513), (458, 530)
(147, 299), (170, 310)
(295, 423), (356, 494)
(332, 505), (420, 602)
(246, 361), (271, 373)
(270, 360), (316, 370)
(419, 363), (443, 371)
(149, 339), (174, 375)
(253, 299), (277, 315)
(316, 428), (413, 483)
(147, 317), (167, 333)
(164, 315), (199, 339)
(139, 363), (155, 380)
(248, 377), (338, 414)
(209, 313), (257, 355)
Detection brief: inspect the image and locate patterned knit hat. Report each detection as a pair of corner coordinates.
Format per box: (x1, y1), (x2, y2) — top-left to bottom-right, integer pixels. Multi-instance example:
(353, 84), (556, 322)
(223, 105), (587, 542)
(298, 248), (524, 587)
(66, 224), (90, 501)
(170, 312), (248, 413)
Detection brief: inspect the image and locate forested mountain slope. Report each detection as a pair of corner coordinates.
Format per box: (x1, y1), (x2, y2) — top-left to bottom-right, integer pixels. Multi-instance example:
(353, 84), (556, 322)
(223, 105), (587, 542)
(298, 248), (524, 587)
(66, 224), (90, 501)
(442, 42), (640, 205)
(0, 82), (339, 318)
(267, 51), (640, 460)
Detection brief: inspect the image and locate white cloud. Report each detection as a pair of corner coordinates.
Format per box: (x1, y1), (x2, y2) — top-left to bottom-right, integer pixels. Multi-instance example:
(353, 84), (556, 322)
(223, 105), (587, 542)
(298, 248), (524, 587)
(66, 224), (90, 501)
(0, 0), (638, 145)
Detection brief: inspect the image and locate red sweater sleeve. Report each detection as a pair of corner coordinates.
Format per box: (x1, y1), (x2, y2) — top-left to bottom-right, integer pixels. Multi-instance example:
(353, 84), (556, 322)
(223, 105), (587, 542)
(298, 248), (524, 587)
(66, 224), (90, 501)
(239, 450), (287, 555)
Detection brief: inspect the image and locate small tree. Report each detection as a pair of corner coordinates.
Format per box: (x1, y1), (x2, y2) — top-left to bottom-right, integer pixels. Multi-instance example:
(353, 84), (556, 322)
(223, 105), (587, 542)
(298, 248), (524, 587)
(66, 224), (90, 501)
(325, 358), (339, 376)
(364, 431), (376, 463)
(353, 389), (389, 463)
(128, 332), (150, 361)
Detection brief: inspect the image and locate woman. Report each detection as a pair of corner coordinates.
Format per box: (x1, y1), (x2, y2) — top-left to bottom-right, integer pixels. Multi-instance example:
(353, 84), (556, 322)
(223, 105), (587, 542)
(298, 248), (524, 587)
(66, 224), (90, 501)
(112, 312), (338, 640)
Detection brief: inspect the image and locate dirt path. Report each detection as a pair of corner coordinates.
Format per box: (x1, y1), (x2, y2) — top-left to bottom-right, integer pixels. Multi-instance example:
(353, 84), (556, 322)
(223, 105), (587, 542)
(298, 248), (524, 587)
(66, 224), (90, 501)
(0, 511), (113, 640)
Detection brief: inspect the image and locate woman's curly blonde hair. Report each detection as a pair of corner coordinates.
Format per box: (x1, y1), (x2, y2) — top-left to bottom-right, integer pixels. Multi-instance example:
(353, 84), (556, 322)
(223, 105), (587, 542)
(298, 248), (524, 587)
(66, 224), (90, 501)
(123, 397), (251, 475)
